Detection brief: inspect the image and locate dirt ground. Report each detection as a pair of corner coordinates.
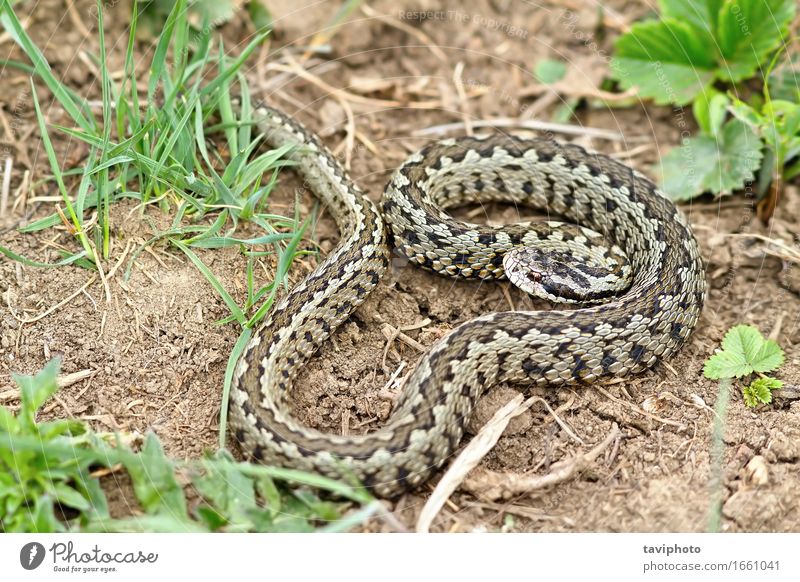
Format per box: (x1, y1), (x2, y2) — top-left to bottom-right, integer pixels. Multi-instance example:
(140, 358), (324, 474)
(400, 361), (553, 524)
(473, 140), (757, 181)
(1, 0), (799, 532)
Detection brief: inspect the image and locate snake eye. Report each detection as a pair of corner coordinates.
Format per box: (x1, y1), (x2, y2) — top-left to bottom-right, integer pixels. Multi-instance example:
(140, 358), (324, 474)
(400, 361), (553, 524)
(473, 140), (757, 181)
(525, 271), (542, 283)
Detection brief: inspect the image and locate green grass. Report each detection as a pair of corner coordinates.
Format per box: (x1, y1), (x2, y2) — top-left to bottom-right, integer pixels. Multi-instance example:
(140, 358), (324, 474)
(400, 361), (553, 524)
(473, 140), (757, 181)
(0, 361), (375, 532)
(0, 0), (372, 531)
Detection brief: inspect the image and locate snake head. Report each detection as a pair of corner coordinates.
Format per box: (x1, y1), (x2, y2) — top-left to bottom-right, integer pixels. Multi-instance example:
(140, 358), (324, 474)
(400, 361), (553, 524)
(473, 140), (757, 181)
(503, 247), (624, 304)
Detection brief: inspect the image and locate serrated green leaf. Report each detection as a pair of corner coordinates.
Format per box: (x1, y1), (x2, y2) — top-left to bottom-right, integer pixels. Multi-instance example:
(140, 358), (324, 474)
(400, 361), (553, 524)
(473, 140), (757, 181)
(534, 59), (567, 84)
(716, 0), (796, 82)
(751, 339), (784, 373)
(658, 117), (763, 200)
(612, 19), (717, 105)
(721, 324), (764, 359)
(742, 375), (781, 407)
(660, 0), (725, 36)
(704, 350), (751, 379)
(750, 376), (783, 391)
(743, 381), (771, 407)
(704, 325), (786, 380)
(614, 0), (795, 105)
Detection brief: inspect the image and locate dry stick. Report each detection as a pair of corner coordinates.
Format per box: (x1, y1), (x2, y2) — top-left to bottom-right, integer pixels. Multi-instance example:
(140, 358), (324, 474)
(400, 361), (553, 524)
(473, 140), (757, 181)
(338, 94), (356, 170)
(267, 61), (403, 108)
(416, 393), (535, 532)
(726, 232), (800, 263)
(594, 385), (687, 430)
(530, 396), (584, 445)
(267, 60), (462, 110)
(469, 500), (571, 525)
(7, 275), (97, 324)
(453, 62), (473, 136)
(0, 156), (11, 216)
(12, 170), (30, 213)
(65, 0), (92, 38)
(257, 58), (339, 93)
(0, 369), (96, 402)
(462, 423), (620, 501)
(413, 118), (629, 141)
(360, 4), (449, 63)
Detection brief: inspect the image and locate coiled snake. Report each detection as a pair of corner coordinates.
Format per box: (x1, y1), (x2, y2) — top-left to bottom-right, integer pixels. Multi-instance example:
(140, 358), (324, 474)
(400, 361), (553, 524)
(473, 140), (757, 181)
(229, 105), (706, 498)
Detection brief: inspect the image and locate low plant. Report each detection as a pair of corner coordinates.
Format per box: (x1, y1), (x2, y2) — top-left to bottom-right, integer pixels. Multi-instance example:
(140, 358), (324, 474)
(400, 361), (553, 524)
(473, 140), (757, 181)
(610, 0), (798, 213)
(0, 360), (374, 533)
(704, 324), (785, 408)
(611, 0), (795, 106)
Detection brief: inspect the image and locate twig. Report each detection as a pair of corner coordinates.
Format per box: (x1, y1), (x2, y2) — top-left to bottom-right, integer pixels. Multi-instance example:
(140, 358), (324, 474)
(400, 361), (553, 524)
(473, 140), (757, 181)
(594, 385), (687, 430)
(360, 5), (448, 63)
(452, 62), (472, 136)
(416, 393), (535, 532)
(7, 275), (98, 324)
(530, 396), (584, 445)
(0, 156), (11, 217)
(0, 369), (96, 401)
(462, 423), (620, 501)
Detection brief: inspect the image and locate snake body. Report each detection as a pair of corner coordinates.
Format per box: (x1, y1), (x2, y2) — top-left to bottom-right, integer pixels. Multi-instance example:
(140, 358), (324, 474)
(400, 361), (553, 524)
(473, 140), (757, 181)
(229, 105), (706, 498)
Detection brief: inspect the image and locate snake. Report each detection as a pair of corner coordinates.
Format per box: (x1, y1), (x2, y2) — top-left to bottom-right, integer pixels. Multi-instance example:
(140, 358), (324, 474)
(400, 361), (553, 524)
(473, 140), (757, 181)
(229, 105), (706, 498)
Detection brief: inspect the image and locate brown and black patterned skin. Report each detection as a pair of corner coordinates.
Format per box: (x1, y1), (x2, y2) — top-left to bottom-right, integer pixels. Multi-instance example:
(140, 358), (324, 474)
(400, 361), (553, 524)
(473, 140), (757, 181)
(229, 106), (707, 498)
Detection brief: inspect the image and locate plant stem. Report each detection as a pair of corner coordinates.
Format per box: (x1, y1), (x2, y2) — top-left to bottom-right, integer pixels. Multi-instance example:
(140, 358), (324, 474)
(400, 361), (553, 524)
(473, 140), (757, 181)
(707, 377), (731, 532)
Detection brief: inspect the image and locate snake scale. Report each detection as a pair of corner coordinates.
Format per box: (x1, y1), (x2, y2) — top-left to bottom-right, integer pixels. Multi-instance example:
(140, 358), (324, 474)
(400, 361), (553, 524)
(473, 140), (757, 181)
(229, 105), (706, 498)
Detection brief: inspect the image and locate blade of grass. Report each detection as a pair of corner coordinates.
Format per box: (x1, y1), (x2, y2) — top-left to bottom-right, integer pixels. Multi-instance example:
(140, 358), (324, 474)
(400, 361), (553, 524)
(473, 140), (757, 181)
(30, 80), (95, 262)
(170, 239), (245, 324)
(0, 246), (87, 267)
(0, 1), (93, 131)
(217, 327), (252, 448)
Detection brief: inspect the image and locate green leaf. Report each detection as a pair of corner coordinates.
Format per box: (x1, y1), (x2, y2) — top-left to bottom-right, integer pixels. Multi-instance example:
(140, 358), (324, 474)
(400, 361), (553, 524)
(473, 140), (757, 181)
(118, 432), (188, 518)
(742, 375), (781, 407)
(660, 0), (724, 36)
(716, 0), (796, 82)
(692, 90), (729, 137)
(703, 325), (785, 379)
(721, 324), (764, 359)
(12, 359), (60, 429)
(704, 349), (751, 379)
(751, 376), (783, 391)
(613, 0), (796, 105)
(658, 117), (763, 200)
(612, 19), (717, 105)
(32, 495), (64, 533)
(51, 481), (91, 512)
(743, 381), (771, 407)
(246, 0), (273, 31)
(534, 59), (567, 84)
(751, 339), (784, 373)
(0, 405), (17, 434)
(769, 56), (800, 102)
